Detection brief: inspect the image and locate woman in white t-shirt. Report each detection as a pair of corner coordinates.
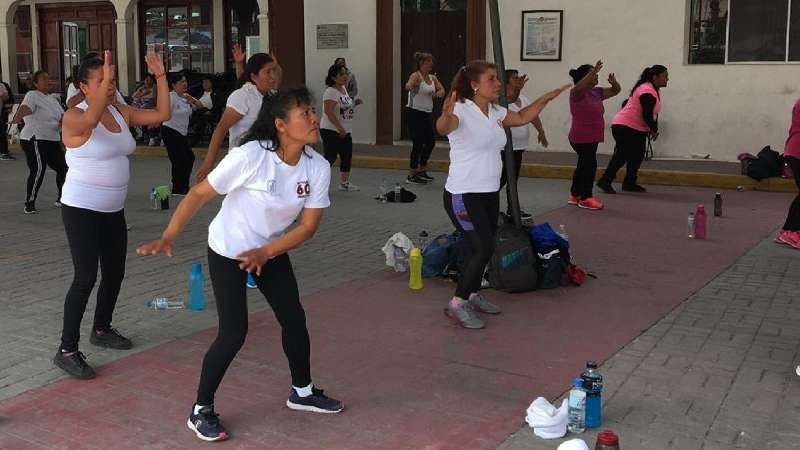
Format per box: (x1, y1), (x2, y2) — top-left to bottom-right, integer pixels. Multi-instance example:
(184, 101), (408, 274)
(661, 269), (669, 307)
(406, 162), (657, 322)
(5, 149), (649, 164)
(162, 74), (203, 195)
(195, 52), (281, 183)
(137, 88), (343, 442)
(500, 69), (549, 220)
(435, 60), (568, 329)
(321, 63), (363, 191)
(10, 70), (68, 214)
(404, 52), (445, 185)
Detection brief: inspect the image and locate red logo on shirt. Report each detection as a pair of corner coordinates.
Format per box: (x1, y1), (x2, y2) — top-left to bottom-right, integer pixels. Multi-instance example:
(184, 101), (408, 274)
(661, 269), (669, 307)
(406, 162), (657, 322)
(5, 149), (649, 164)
(296, 182), (311, 198)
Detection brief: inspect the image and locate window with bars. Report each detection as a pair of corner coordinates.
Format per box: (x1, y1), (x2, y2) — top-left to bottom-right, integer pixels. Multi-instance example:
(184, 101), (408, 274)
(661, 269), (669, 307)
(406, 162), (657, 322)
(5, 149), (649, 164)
(689, 0), (800, 64)
(144, 1), (213, 73)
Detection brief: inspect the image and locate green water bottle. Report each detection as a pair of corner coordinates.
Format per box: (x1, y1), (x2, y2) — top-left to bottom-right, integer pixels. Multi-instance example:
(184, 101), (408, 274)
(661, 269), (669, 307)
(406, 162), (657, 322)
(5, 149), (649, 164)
(408, 248), (423, 290)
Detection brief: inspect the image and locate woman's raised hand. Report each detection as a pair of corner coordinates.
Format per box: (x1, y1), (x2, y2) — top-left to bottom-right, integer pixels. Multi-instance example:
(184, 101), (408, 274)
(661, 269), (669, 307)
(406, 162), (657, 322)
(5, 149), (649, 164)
(232, 44), (246, 64)
(441, 91), (457, 117)
(144, 51), (165, 77)
(102, 50), (115, 85)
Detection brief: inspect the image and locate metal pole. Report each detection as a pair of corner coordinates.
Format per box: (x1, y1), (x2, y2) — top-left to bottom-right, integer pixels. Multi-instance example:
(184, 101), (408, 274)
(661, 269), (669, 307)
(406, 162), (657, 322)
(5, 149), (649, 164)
(488, 0), (522, 228)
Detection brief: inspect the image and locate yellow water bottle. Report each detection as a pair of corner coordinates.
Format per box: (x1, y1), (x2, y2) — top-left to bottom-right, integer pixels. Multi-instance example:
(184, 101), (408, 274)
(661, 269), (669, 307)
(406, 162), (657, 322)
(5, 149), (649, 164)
(408, 247), (423, 290)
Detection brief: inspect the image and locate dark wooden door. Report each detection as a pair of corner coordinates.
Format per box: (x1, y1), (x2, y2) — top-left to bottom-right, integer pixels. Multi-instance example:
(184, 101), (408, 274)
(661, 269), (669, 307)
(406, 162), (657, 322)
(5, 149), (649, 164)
(268, 0), (306, 88)
(401, 9), (466, 139)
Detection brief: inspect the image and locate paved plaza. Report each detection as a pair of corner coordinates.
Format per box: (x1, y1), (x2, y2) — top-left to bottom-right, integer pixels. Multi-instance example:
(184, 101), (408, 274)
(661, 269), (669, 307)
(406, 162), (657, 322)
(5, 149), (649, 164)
(0, 154), (798, 449)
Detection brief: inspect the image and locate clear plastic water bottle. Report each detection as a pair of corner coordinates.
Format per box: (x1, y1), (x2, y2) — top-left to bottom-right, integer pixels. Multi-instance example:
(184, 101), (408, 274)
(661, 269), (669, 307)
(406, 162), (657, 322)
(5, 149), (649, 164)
(150, 188), (159, 210)
(558, 224), (569, 243)
(568, 377), (587, 434)
(581, 361), (603, 428)
(146, 297), (184, 310)
(189, 262), (205, 311)
(687, 212), (695, 238)
(379, 178), (388, 202)
(418, 231), (429, 251)
(394, 183), (402, 202)
(393, 246), (408, 272)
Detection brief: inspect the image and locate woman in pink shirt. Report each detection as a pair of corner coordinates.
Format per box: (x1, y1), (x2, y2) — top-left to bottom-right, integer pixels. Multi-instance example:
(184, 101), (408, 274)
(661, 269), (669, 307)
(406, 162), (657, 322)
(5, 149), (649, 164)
(597, 65), (668, 194)
(776, 99), (800, 247)
(568, 60), (621, 210)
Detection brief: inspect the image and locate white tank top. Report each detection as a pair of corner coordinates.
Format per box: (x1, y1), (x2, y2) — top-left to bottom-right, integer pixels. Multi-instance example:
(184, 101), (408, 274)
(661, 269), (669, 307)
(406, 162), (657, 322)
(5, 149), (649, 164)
(407, 74), (436, 113)
(61, 102), (136, 213)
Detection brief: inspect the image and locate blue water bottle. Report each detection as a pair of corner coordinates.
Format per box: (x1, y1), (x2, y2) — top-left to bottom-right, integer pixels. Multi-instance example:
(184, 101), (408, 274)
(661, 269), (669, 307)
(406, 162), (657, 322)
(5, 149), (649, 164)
(189, 262), (205, 311)
(581, 361), (603, 428)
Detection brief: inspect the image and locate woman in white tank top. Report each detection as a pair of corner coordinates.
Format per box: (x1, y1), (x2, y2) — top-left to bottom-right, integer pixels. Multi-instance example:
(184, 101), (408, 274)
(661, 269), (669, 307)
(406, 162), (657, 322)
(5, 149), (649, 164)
(404, 52), (444, 185)
(54, 51), (171, 380)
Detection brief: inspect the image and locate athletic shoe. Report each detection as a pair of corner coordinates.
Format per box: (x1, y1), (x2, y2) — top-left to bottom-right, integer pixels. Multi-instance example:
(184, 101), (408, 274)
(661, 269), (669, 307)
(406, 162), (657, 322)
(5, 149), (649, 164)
(775, 230), (792, 245)
(187, 405), (229, 442)
(338, 182), (360, 192)
(23, 206), (37, 215)
(785, 231), (800, 249)
(90, 327), (132, 350)
(53, 201), (62, 208)
(0, 153), (15, 161)
(417, 171), (435, 182)
(246, 273), (257, 289)
(578, 197), (604, 210)
(520, 210), (533, 220)
(622, 184), (647, 193)
(444, 301), (485, 329)
(467, 293), (501, 314)
(53, 350), (95, 379)
(597, 181), (616, 194)
(567, 195), (579, 205)
(405, 175), (428, 185)
(286, 387), (344, 414)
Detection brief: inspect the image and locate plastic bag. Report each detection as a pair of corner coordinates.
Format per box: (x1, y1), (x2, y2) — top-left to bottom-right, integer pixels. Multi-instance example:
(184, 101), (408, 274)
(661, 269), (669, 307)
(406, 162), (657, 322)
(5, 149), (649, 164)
(381, 232), (413, 268)
(525, 397), (568, 439)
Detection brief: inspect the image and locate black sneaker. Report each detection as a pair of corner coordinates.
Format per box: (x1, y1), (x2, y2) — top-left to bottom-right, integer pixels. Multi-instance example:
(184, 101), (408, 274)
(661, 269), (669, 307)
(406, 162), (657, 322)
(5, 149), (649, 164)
(23, 205), (37, 215)
(0, 153), (15, 161)
(520, 210), (533, 220)
(622, 184), (647, 193)
(53, 350), (96, 379)
(417, 171), (435, 182)
(405, 175), (428, 185)
(596, 180), (616, 194)
(286, 387), (344, 414)
(90, 327), (132, 350)
(187, 405), (229, 442)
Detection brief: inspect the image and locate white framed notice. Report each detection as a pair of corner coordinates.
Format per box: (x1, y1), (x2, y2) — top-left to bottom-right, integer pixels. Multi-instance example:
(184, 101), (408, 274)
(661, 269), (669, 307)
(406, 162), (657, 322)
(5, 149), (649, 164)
(520, 10), (563, 61)
(245, 36), (261, 59)
(316, 23), (349, 49)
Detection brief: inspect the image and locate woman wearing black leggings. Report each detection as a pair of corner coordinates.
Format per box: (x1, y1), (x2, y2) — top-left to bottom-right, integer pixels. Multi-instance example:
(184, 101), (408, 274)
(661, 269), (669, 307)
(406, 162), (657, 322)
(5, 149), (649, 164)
(436, 60), (567, 329)
(137, 87), (342, 442)
(404, 52), (445, 184)
(162, 74), (203, 195)
(597, 65), (668, 194)
(321, 63), (362, 191)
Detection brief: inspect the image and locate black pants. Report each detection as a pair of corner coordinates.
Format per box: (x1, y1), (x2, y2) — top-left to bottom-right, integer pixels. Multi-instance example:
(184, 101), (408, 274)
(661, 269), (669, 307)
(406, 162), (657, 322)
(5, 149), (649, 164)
(0, 114), (8, 155)
(22, 138), (68, 209)
(162, 126), (195, 194)
(783, 156), (800, 231)
(443, 190), (499, 300)
(320, 129), (353, 173)
(407, 108), (435, 169)
(598, 125), (648, 187)
(500, 150), (524, 209)
(60, 205), (127, 352)
(570, 142), (600, 199)
(197, 249), (311, 405)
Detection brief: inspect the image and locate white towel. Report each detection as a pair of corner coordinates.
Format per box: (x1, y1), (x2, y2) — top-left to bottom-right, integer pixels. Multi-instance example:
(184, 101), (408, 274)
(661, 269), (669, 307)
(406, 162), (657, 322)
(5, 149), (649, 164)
(558, 438), (590, 450)
(381, 232), (413, 267)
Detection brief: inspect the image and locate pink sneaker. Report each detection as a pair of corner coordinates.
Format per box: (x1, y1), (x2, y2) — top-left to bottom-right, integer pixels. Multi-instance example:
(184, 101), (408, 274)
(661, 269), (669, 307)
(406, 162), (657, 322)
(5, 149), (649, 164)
(785, 231), (800, 249)
(568, 195), (579, 206)
(578, 197), (604, 210)
(776, 230), (790, 244)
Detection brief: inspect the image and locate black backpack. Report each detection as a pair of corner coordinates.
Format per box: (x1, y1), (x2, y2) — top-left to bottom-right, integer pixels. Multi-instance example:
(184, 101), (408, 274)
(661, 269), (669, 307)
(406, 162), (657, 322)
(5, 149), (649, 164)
(487, 223), (538, 293)
(747, 146), (782, 180)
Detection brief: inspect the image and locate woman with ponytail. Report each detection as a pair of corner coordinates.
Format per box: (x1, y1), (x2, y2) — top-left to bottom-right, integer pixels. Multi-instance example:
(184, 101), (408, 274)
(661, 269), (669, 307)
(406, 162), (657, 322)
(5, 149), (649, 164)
(405, 51), (445, 184)
(567, 60), (621, 210)
(596, 65), (668, 193)
(435, 60), (568, 329)
(137, 87), (342, 442)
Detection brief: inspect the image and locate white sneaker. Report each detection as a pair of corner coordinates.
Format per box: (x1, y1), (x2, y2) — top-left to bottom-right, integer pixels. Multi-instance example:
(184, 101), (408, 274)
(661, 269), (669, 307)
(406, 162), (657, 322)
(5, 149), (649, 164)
(53, 201), (62, 208)
(148, 138), (157, 146)
(338, 182), (360, 192)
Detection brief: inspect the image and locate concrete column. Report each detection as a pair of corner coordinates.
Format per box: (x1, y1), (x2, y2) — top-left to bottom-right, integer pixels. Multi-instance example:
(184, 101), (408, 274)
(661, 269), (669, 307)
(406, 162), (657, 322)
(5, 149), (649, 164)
(212, 0), (225, 72)
(257, 0), (269, 53)
(30, 1), (40, 71)
(0, 21), (17, 90)
(115, 18), (136, 94)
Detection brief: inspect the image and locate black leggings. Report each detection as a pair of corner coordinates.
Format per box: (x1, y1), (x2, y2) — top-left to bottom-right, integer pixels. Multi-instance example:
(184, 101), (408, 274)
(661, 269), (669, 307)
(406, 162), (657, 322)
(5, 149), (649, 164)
(161, 126), (195, 194)
(197, 249), (311, 405)
(599, 125), (648, 187)
(320, 129), (353, 173)
(60, 205), (127, 352)
(443, 190), (499, 300)
(407, 108), (435, 169)
(500, 150), (524, 209)
(783, 156), (800, 231)
(22, 138), (68, 208)
(570, 142), (599, 199)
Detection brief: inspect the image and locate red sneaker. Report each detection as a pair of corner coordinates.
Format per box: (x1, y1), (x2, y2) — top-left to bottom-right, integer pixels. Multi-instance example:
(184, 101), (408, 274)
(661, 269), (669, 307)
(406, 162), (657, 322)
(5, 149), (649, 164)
(786, 231), (800, 249)
(568, 195), (579, 206)
(578, 197), (604, 210)
(776, 230), (790, 244)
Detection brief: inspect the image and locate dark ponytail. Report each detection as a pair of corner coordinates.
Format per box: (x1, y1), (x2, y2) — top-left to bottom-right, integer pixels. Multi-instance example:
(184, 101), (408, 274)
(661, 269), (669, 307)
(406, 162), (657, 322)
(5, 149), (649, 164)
(238, 53), (275, 87)
(568, 64), (594, 84)
(240, 87), (315, 157)
(630, 65), (667, 95)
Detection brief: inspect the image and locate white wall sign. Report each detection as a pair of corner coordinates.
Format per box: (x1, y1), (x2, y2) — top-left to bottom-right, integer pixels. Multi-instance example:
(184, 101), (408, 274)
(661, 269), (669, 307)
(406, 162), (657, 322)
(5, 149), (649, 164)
(316, 23), (349, 49)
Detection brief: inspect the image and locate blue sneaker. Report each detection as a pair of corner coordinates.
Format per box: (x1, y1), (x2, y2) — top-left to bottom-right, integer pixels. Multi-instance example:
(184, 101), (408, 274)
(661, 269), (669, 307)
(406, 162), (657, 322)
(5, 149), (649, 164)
(187, 405), (229, 442)
(286, 387), (344, 414)
(246, 273), (257, 289)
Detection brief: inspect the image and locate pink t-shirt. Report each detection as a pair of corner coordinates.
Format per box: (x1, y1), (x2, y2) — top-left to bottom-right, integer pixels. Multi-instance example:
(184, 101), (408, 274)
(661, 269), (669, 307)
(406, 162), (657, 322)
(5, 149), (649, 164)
(569, 86), (605, 144)
(785, 99), (800, 159)
(612, 82), (661, 132)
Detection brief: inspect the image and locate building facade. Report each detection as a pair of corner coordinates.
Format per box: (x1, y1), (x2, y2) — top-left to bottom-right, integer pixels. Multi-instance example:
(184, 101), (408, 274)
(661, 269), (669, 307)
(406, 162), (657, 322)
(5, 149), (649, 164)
(2, 0), (796, 161)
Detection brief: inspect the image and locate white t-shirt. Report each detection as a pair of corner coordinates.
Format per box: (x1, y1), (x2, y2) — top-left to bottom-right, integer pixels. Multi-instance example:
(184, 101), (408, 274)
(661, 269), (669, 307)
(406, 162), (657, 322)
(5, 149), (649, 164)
(66, 83), (127, 106)
(162, 91), (194, 136)
(19, 91), (64, 141)
(206, 140), (332, 259)
(199, 91), (213, 110)
(509, 94), (531, 151)
(320, 86), (354, 134)
(226, 82), (264, 147)
(444, 99), (508, 194)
